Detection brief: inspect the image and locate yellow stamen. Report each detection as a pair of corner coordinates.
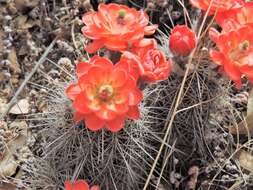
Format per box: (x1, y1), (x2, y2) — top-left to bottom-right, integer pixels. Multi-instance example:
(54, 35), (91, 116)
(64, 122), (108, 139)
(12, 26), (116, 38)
(98, 85), (114, 101)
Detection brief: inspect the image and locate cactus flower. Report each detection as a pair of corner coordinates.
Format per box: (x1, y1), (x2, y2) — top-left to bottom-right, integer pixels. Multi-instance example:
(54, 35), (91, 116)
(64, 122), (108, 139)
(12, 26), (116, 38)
(209, 26), (253, 88)
(189, 0), (243, 15)
(82, 3), (157, 53)
(66, 56), (142, 132)
(169, 25), (196, 56)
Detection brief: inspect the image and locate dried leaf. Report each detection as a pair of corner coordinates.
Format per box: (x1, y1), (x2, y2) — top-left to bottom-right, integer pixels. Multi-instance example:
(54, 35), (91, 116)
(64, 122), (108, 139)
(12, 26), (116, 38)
(14, 15), (28, 29)
(0, 99), (8, 115)
(247, 88), (253, 115)
(0, 124), (27, 177)
(230, 88), (253, 135)
(22, 19), (41, 29)
(14, 0), (40, 10)
(8, 48), (21, 74)
(0, 183), (16, 190)
(0, 30), (4, 54)
(237, 150), (253, 173)
(9, 121), (28, 135)
(0, 154), (17, 177)
(9, 99), (29, 114)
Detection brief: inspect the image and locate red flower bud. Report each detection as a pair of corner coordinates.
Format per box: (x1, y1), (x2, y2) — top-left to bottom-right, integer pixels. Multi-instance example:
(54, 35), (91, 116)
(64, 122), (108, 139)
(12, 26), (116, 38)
(169, 25), (197, 56)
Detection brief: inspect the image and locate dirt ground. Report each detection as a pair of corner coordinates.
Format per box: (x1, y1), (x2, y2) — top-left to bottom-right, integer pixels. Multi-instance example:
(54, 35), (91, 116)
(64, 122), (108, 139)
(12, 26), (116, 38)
(0, 0), (253, 190)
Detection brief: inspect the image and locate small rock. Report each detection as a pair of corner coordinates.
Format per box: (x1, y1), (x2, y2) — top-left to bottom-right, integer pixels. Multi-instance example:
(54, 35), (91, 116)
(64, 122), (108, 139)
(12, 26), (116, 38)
(4, 15), (12, 20)
(8, 48), (21, 74)
(3, 26), (12, 33)
(9, 99), (29, 114)
(0, 99), (8, 115)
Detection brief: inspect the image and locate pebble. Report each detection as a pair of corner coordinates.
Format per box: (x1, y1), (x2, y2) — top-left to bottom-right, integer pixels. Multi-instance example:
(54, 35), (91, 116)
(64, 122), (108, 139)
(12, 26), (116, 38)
(4, 15), (12, 20)
(3, 71), (11, 78)
(3, 26), (12, 33)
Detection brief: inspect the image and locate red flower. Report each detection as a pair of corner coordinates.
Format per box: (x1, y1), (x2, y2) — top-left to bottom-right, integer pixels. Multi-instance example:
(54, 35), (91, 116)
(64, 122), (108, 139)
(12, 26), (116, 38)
(65, 180), (99, 190)
(189, 0), (243, 15)
(139, 49), (172, 83)
(82, 3), (157, 53)
(119, 39), (172, 83)
(66, 56), (142, 132)
(209, 26), (253, 88)
(169, 25), (197, 56)
(216, 2), (253, 31)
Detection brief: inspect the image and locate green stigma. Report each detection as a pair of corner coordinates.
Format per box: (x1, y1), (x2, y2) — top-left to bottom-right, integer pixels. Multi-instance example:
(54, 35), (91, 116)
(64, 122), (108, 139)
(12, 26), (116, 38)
(240, 40), (250, 52)
(118, 9), (126, 18)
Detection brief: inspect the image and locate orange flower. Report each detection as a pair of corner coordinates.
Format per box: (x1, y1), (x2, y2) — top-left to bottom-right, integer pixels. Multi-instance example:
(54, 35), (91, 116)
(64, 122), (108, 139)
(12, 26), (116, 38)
(139, 49), (172, 83)
(215, 2), (253, 31)
(169, 25), (196, 56)
(118, 39), (172, 83)
(209, 26), (253, 88)
(133, 41), (172, 83)
(66, 56), (142, 132)
(64, 180), (99, 190)
(189, 0), (243, 15)
(82, 3), (157, 53)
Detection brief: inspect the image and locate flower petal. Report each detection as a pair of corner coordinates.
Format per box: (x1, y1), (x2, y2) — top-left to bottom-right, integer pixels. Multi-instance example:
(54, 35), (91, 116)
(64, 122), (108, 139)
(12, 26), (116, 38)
(209, 50), (225, 65)
(111, 69), (127, 87)
(106, 102), (129, 115)
(128, 88), (143, 106)
(73, 111), (86, 123)
(87, 66), (109, 85)
(104, 40), (128, 51)
(239, 65), (253, 78)
(85, 114), (105, 131)
(72, 180), (89, 190)
(224, 61), (242, 82)
(127, 106), (140, 120)
(95, 106), (117, 121)
(91, 185), (100, 190)
(64, 180), (89, 190)
(133, 38), (157, 49)
(64, 181), (73, 190)
(73, 92), (91, 114)
(82, 12), (96, 25)
(114, 90), (129, 104)
(87, 99), (101, 111)
(144, 25), (158, 35)
(77, 62), (90, 78)
(85, 40), (104, 53)
(106, 116), (125, 132)
(91, 56), (113, 69)
(66, 84), (81, 100)
(117, 52), (141, 80)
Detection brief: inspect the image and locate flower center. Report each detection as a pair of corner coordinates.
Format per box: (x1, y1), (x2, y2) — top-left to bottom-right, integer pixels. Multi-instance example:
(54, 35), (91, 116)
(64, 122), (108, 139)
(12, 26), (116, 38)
(98, 85), (114, 102)
(239, 40), (250, 52)
(229, 40), (252, 66)
(117, 9), (126, 25)
(118, 9), (126, 18)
